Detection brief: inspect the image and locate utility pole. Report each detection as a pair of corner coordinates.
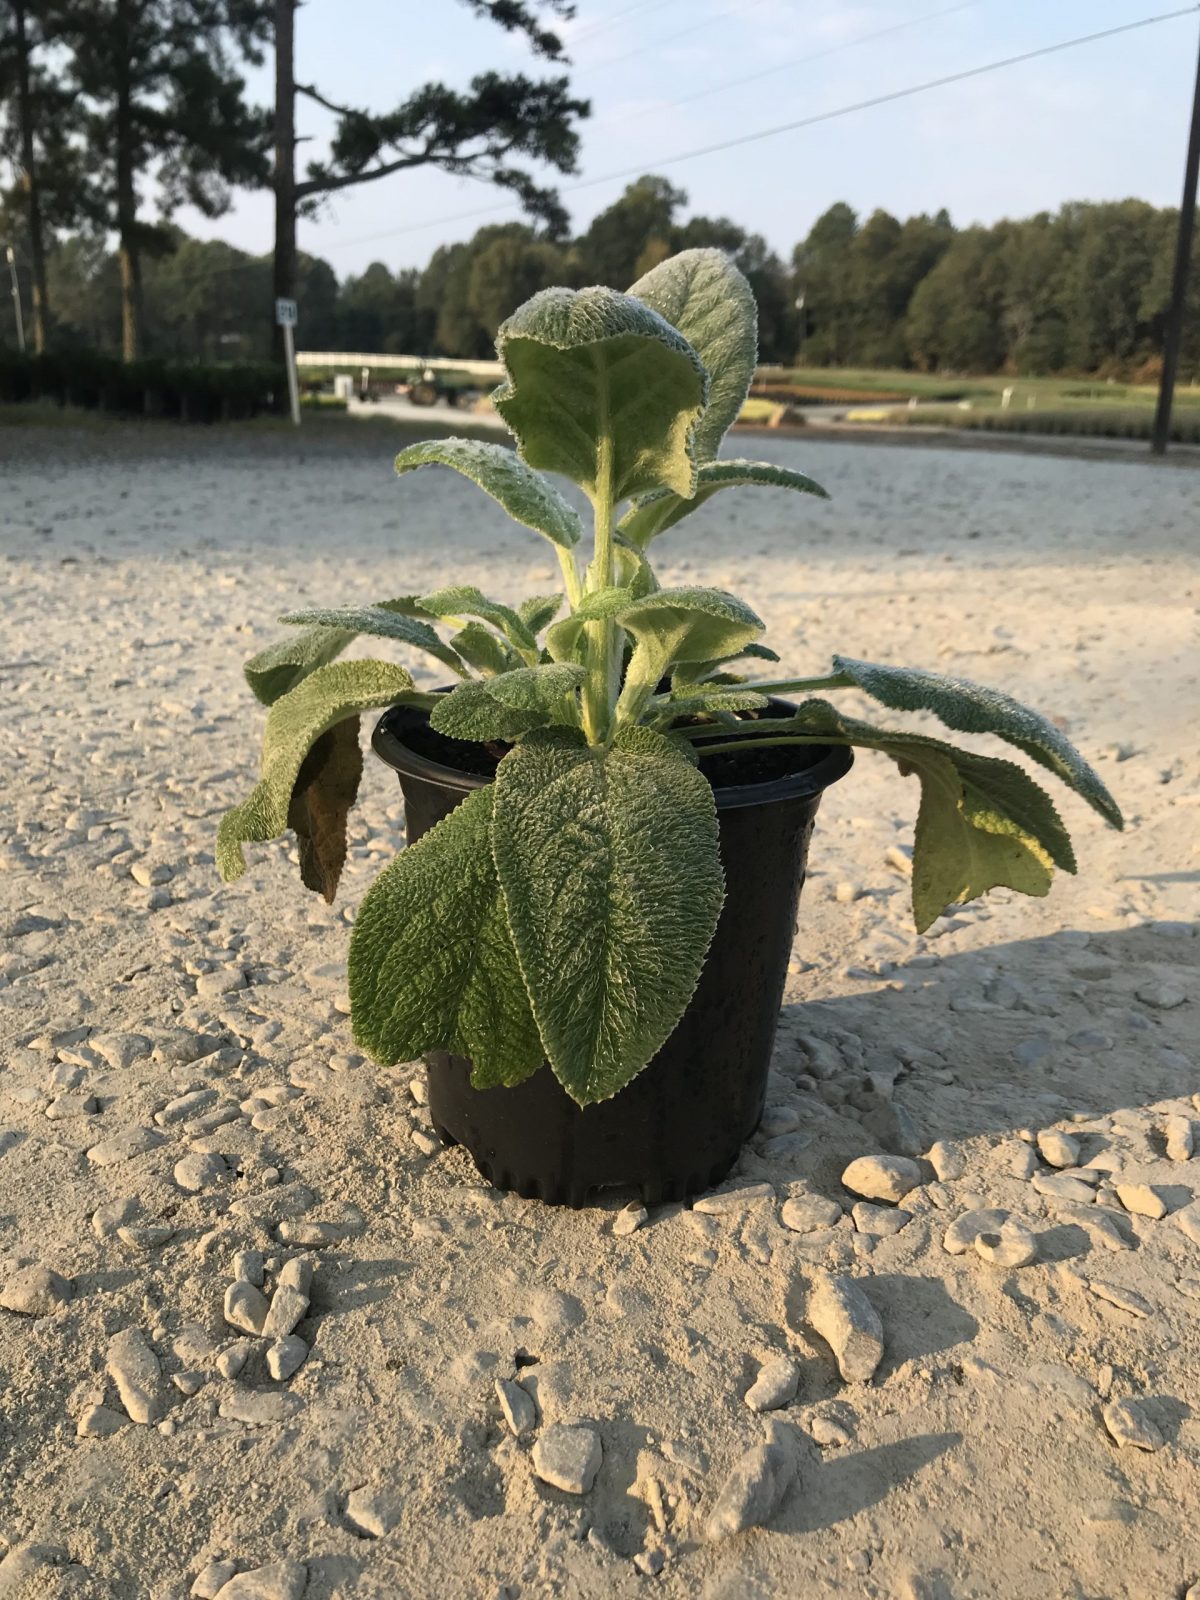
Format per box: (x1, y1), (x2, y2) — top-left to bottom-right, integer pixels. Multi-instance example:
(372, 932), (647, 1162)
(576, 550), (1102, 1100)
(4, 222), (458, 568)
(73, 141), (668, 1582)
(6, 246), (26, 353)
(273, 0), (297, 370)
(1152, 23), (1200, 456)
(13, 0), (50, 352)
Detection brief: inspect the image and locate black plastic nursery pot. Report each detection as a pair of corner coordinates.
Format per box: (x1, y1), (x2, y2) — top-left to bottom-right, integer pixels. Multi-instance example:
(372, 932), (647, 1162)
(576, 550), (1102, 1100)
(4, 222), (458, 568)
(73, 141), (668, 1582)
(372, 702), (853, 1207)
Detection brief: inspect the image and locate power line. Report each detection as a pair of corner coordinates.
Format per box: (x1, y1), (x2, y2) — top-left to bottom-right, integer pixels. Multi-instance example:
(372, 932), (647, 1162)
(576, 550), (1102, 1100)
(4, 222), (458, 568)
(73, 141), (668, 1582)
(322, 2), (1200, 254)
(565, 0), (684, 49)
(577, 0), (778, 75)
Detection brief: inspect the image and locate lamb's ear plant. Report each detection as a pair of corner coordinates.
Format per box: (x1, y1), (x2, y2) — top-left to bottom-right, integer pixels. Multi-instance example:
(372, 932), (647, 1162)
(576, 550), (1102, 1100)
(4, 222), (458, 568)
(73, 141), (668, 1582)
(217, 249), (1123, 1107)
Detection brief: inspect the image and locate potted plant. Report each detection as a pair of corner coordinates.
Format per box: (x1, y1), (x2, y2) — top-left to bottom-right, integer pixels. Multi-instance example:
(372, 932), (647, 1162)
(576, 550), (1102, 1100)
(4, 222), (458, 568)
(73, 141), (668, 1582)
(217, 249), (1122, 1206)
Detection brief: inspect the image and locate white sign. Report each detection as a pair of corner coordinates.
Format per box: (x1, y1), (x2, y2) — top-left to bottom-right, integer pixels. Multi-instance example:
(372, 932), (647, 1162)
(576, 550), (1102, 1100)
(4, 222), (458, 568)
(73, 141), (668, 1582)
(275, 297), (298, 327)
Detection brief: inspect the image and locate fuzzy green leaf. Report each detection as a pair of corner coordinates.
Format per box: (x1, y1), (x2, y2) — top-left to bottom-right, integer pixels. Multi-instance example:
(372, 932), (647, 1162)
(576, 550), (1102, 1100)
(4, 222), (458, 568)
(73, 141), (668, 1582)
(244, 625), (355, 706)
(451, 622), (517, 677)
(286, 717), (363, 903)
(628, 247), (758, 462)
(493, 725), (724, 1106)
(493, 285), (707, 502)
(349, 786), (543, 1089)
(658, 688), (770, 721)
(673, 641), (780, 689)
(830, 656), (1123, 829)
(781, 700), (1076, 932)
(484, 663), (586, 719)
(545, 585), (637, 664)
(280, 604), (466, 676)
(394, 438), (582, 550)
(519, 592), (564, 633)
(614, 587), (765, 724)
(620, 459), (829, 551)
(429, 680), (546, 742)
(419, 585), (538, 662)
(218, 660), (415, 884)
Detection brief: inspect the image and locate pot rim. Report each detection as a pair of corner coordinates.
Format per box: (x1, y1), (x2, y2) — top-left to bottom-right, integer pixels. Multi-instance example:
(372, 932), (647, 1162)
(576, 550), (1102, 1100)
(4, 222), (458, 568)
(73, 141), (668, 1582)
(372, 701), (853, 811)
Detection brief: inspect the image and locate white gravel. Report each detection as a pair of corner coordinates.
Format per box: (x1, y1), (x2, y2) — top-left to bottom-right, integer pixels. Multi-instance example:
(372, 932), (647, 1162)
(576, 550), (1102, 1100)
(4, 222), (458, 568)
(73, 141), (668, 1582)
(0, 422), (1197, 1598)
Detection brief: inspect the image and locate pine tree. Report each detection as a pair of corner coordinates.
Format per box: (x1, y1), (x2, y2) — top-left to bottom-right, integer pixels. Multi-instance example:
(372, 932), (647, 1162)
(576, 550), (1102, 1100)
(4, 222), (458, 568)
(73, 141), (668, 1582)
(52, 0), (270, 360)
(272, 0), (588, 360)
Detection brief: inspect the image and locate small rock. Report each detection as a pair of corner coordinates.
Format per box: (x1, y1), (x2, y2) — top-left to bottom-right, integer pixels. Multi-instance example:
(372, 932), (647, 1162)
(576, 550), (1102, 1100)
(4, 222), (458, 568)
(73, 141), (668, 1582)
(276, 1220), (344, 1247)
(131, 860), (173, 887)
(1010, 1144), (1039, 1180)
(224, 1281), (269, 1336)
(633, 1548), (665, 1577)
(926, 1140), (966, 1181)
(261, 1284), (309, 1341)
(87, 1125), (165, 1167)
(193, 1560), (238, 1598)
(1175, 1202), (1200, 1245)
(91, 1032), (152, 1070)
(841, 1154), (922, 1204)
(851, 1202), (910, 1237)
(744, 1355), (799, 1413)
(173, 1369), (207, 1396)
(277, 1256), (314, 1294)
(780, 1195), (842, 1233)
(196, 968), (247, 1000)
(0, 1264), (74, 1316)
(612, 1203), (648, 1236)
(107, 1327), (165, 1424)
(232, 1250), (264, 1287)
(76, 1403), (127, 1438)
(1135, 980), (1185, 1010)
(1115, 1183), (1166, 1220)
(809, 1414), (852, 1446)
(1032, 1172), (1096, 1206)
(495, 1377), (537, 1437)
(1166, 1116), (1194, 1163)
(834, 880), (864, 903)
(345, 1486), (401, 1538)
(1089, 1280), (1153, 1317)
(267, 1335), (308, 1381)
(212, 1561), (307, 1600)
(1102, 1397), (1164, 1451)
(218, 1390), (303, 1426)
(693, 1181), (774, 1215)
(217, 1341), (253, 1380)
(117, 1224), (174, 1252)
(806, 1272), (884, 1382)
(174, 1152), (229, 1193)
(1036, 1129), (1080, 1169)
(974, 1220), (1038, 1268)
(531, 1423), (603, 1494)
(704, 1442), (794, 1540)
(860, 1099), (924, 1158)
(943, 1207), (1010, 1255)
(1067, 1206), (1133, 1252)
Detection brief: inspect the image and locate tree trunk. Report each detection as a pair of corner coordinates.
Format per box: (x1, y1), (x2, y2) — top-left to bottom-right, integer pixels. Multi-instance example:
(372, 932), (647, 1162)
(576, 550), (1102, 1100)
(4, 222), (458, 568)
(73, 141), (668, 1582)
(273, 0), (297, 369)
(115, 0), (141, 361)
(13, 0), (50, 352)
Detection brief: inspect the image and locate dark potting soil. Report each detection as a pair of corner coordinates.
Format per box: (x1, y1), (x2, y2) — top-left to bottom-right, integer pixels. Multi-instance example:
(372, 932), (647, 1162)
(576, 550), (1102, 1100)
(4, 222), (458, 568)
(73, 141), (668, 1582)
(394, 708), (824, 793)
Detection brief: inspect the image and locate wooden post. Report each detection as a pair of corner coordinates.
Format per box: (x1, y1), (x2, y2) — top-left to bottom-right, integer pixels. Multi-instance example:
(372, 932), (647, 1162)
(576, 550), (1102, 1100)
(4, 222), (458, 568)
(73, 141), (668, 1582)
(1152, 24), (1200, 456)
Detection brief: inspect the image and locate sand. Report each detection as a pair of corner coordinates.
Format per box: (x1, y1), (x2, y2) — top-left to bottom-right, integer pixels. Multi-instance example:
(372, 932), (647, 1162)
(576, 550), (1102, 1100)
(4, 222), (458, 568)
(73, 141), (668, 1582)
(0, 420), (1197, 1600)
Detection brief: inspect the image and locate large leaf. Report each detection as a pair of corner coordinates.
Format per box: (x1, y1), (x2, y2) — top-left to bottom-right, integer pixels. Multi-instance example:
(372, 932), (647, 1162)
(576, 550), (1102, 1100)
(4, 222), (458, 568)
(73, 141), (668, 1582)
(394, 438), (583, 551)
(244, 625), (355, 706)
(829, 656), (1123, 829)
(485, 663), (586, 720)
(419, 585), (539, 663)
(628, 247), (758, 463)
(654, 688), (770, 721)
(217, 660), (414, 885)
(451, 621), (516, 677)
(545, 585), (637, 664)
(772, 700), (1077, 932)
(614, 587), (765, 723)
(620, 459), (829, 551)
(493, 285), (707, 502)
(429, 681), (547, 743)
(286, 717), (363, 903)
(279, 604), (466, 676)
(349, 785), (543, 1089)
(493, 725), (724, 1106)
(673, 641), (780, 689)
(519, 592), (564, 633)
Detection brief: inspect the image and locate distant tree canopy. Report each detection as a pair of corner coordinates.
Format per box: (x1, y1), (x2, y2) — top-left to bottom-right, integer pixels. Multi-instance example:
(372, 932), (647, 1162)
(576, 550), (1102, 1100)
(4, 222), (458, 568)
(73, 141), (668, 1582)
(3, 171), (1198, 376)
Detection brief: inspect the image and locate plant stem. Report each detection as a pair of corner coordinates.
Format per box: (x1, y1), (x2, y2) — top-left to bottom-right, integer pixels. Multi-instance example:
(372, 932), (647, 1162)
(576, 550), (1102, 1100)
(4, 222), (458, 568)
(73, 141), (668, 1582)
(581, 376), (617, 745)
(682, 716), (806, 741)
(741, 673), (853, 695)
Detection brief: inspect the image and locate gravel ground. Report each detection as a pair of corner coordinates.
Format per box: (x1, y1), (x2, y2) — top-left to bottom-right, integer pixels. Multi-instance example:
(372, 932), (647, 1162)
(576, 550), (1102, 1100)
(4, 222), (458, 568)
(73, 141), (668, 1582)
(1, 420), (1198, 1600)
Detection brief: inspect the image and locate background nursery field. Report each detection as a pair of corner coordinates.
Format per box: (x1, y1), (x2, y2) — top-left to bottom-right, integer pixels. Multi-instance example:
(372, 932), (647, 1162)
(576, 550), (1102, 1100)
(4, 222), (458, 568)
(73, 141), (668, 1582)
(0, 421), (1197, 1599)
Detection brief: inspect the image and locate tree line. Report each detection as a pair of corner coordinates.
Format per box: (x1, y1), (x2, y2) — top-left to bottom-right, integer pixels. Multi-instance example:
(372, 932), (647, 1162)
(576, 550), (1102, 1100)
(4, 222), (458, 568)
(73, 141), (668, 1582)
(2, 0), (1196, 377)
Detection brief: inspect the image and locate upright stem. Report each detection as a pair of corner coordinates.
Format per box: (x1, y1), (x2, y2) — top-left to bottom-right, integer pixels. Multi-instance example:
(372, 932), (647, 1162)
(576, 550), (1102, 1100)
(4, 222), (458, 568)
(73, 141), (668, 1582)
(115, 0), (141, 362)
(581, 379), (617, 745)
(13, 0), (49, 353)
(273, 0), (297, 371)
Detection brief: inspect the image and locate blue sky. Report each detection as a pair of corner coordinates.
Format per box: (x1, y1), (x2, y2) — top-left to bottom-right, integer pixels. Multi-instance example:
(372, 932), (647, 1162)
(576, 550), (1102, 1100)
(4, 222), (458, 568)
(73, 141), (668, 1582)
(183, 0), (1200, 277)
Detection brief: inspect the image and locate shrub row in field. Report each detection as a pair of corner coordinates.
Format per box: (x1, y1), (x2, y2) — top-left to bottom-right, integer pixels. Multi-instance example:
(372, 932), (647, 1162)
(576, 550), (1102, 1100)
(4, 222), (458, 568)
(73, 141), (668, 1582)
(886, 406), (1200, 446)
(0, 348), (285, 422)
